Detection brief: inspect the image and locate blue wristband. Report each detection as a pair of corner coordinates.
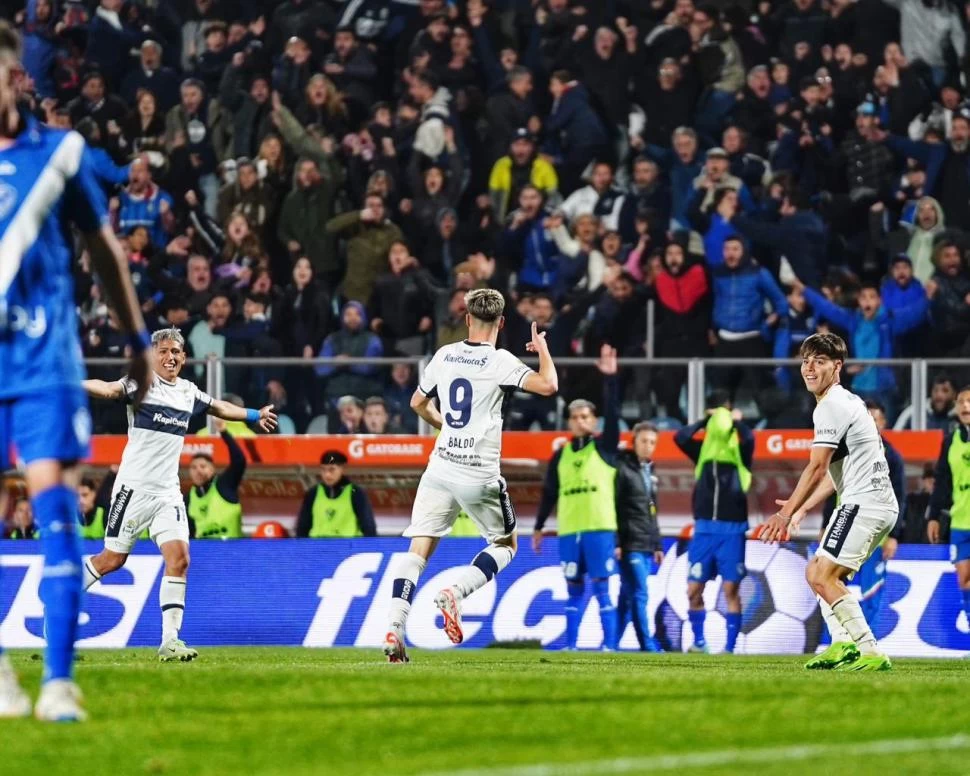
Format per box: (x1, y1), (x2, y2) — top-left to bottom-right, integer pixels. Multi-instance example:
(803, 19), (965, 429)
(245, 408), (260, 423)
(129, 330), (151, 355)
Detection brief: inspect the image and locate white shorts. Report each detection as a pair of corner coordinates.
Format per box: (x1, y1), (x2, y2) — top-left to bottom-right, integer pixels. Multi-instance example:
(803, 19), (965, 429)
(104, 482), (189, 554)
(816, 504), (897, 572)
(404, 473), (516, 543)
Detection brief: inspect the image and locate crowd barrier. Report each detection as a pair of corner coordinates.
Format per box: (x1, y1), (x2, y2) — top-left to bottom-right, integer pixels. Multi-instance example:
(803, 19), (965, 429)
(1, 539), (965, 657)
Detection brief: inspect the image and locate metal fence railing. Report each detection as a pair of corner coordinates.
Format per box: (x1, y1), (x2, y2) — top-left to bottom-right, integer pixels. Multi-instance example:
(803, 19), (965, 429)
(81, 355), (957, 432)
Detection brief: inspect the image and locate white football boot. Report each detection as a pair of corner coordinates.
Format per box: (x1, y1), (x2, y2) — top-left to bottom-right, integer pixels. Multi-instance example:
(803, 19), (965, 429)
(34, 679), (86, 722)
(0, 654), (31, 719)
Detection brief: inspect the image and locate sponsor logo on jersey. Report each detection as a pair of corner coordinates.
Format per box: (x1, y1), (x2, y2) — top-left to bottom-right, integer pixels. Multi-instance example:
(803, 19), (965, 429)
(443, 353), (489, 368)
(152, 412), (190, 429)
(0, 302), (47, 337)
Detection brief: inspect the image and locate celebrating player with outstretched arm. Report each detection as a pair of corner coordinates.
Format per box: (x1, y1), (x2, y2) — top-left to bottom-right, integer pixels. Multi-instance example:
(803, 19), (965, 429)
(81, 328), (277, 662)
(383, 288), (558, 662)
(760, 333), (897, 671)
(0, 21), (151, 721)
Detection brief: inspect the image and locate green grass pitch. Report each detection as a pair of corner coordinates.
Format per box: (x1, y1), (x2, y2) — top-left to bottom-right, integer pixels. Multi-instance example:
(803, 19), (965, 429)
(3, 648), (969, 776)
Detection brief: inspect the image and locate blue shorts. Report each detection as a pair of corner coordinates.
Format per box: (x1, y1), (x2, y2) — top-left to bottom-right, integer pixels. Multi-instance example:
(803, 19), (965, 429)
(687, 532), (746, 583)
(0, 386), (91, 471)
(559, 531), (617, 581)
(950, 529), (970, 565)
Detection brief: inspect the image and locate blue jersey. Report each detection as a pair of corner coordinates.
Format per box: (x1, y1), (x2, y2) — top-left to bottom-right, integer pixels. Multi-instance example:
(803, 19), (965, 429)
(0, 116), (109, 400)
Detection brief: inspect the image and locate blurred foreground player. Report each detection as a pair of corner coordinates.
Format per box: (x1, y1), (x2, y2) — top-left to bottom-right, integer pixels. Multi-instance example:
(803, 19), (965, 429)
(384, 289), (558, 662)
(0, 21), (151, 721)
(81, 329), (276, 662)
(762, 334), (897, 671)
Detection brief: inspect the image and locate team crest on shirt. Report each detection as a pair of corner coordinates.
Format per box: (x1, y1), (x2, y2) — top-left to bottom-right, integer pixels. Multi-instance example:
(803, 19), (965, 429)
(0, 161), (15, 175)
(72, 407), (92, 446)
(0, 182), (18, 220)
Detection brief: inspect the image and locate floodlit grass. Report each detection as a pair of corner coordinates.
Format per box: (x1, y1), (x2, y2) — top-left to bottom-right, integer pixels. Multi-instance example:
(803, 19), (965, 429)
(3, 648), (969, 775)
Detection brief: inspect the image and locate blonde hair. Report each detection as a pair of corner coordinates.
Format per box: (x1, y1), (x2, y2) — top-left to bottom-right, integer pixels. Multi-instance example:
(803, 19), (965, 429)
(464, 288), (505, 323)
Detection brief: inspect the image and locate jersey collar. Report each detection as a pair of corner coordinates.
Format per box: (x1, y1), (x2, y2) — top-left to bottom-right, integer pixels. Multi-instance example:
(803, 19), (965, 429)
(462, 340), (493, 348)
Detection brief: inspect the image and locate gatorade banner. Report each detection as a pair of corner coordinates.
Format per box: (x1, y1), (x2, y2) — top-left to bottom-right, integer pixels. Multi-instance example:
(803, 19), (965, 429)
(1, 540), (966, 656)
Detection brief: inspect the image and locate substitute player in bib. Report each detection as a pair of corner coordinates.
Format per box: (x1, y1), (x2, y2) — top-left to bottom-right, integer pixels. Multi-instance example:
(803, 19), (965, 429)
(761, 333), (897, 671)
(926, 386), (970, 642)
(383, 289), (558, 662)
(0, 22), (152, 721)
(80, 328), (277, 662)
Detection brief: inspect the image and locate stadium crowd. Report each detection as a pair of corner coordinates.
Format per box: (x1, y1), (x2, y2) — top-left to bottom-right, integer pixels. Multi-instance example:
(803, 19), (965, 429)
(9, 0), (970, 433)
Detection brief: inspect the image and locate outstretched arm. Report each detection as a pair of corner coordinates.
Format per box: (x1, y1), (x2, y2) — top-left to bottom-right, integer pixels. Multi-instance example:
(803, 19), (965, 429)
(82, 379), (127, 401)
(208, 400), (278, 432)
(761, 445), (835, 542)
(773, 474), (835, 537)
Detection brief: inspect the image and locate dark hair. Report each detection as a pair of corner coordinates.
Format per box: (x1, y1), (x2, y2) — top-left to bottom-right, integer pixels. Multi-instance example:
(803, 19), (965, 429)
(712, 187), (738, 209)
(860, 281), (881, 295)
(799, 332), (848, 362)
(335, 25), (356, 37)
(412, 70), (440, 91)
(80, 477), (96, 491)
(785, 190), (812, 211)
(706, 389), (731, 410)
(246, 292), (269, 307)
(933, 374), (955, 388)
(723, 234), (745, 247)
(864, 399), (886, 414)
(551, 69), (572, 83)
(960, 385), (970, 396)
(192, 453), (214, 463)
(531, 292), (554, 306)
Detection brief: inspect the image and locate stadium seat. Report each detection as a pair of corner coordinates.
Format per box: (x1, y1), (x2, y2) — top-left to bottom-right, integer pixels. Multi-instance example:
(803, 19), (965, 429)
(276, 414), (296, 435)
(306, 415), (329, 435)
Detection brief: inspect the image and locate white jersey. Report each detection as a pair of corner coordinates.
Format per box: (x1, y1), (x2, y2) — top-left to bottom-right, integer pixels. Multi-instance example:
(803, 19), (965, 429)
(811, 384), (898, 514)
(114, 374), (213, 496)
(418, 340), (532, 485)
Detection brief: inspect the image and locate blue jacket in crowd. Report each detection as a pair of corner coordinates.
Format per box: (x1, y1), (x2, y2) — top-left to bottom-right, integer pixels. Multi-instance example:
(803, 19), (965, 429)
(711, 258), (790, 359)
(803, 287), (928, 393)
(543, 83), (609, 158)
(645, 144), (703, 229)
(500, 212), (560, 290)
(734, 209), (828, 287)
(22, 0), (57, 99)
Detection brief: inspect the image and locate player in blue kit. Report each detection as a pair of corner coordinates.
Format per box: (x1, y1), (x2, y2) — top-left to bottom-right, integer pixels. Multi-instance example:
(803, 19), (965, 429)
(0, 22), (151, 721)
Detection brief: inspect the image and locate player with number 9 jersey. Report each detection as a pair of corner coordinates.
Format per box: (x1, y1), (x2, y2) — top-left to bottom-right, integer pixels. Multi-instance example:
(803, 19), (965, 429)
(382, 289), (559, 662)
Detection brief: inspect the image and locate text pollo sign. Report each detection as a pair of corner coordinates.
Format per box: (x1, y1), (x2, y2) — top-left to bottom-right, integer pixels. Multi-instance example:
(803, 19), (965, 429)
(0, 541), (966, 656)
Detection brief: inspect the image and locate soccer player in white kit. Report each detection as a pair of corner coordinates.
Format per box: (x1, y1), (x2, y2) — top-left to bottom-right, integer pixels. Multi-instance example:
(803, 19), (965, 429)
(761, 333), (897, 671)
(383, 289), (559, 662)
(80, 328), (277, 661)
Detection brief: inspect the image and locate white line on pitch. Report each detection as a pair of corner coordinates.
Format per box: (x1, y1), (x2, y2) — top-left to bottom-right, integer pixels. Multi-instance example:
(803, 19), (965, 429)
(420, 734), (970, 776)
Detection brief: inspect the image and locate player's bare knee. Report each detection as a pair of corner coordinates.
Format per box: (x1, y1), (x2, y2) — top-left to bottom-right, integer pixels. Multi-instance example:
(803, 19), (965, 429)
(161, 543), (190, 577)
(95, 550), (128, 574)
(496, 533), (517, 556)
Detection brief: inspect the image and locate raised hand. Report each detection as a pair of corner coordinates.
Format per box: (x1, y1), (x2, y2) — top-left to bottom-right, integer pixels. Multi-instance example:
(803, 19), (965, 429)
(596, 343), (618, 376)
(257, 405), (278, 433)
(526, 320), (548, 354)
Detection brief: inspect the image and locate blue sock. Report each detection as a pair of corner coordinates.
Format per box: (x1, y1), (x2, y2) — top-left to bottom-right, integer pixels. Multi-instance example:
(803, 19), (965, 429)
(593, 579), (616, 650)
(688, 609), (706, 647)
(565, 581), (584, 649)
(962, 589), (970, 621)
(34, 486), (83, 683)
(725, 612), (742, 653)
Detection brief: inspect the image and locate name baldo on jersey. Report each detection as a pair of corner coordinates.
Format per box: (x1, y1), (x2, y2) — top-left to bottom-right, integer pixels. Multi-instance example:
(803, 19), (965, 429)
(0, 302), (46, 337)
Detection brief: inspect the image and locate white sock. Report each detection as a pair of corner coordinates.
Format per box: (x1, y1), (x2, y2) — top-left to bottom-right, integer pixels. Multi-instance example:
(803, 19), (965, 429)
(831, 594), (880, 656)
(387, 553), (427, 634)
(159, 576), (187, 644)
(817, 595), (852, 643)
(452, 544), (515, 600)
(82, 559), (102, 591)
